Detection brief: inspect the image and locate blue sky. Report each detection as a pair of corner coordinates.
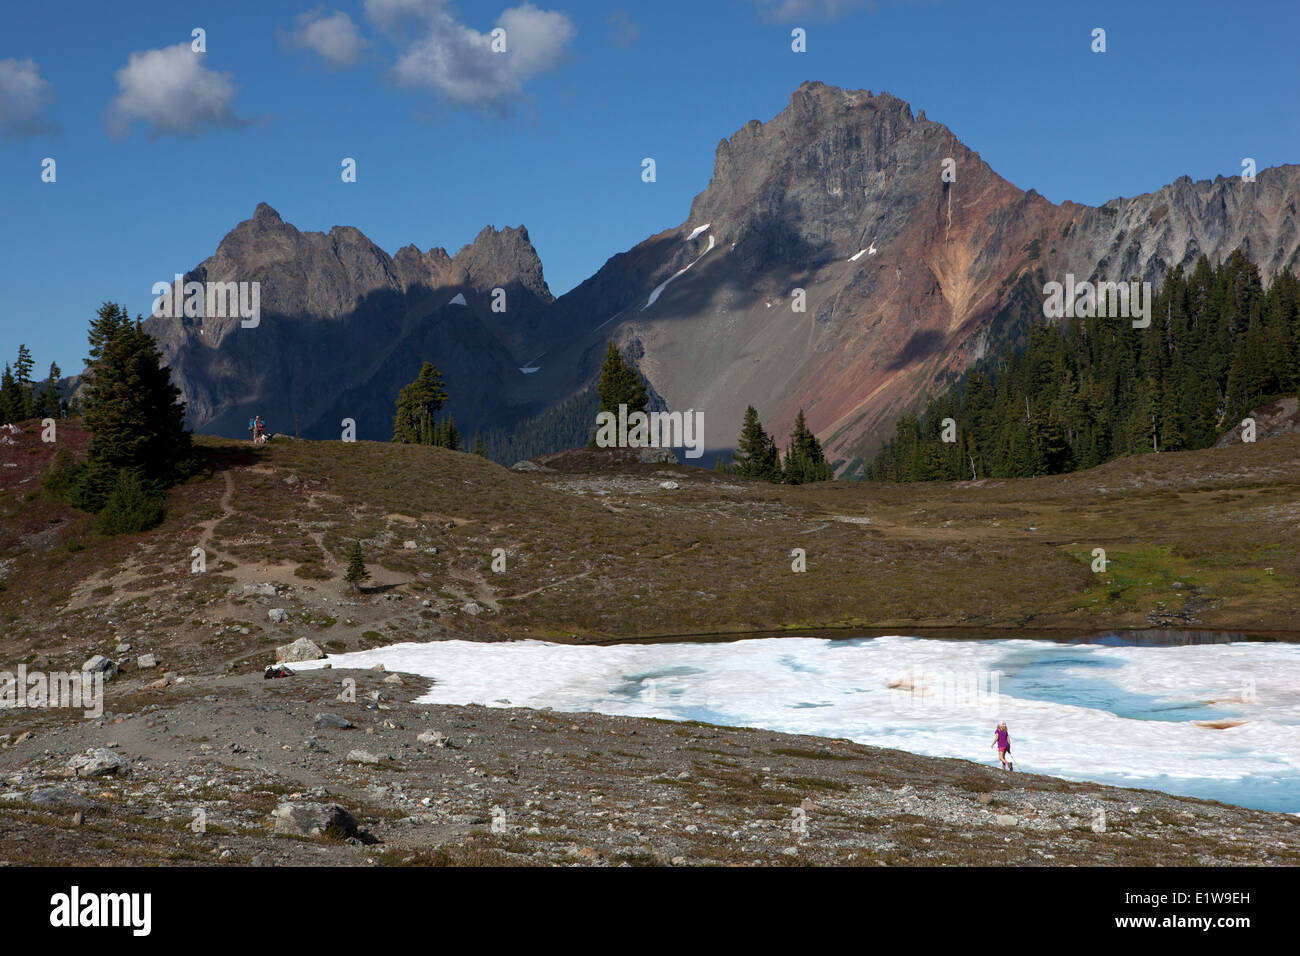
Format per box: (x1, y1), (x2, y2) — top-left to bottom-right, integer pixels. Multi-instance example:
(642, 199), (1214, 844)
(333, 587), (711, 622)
(2, 0), (1298, 378)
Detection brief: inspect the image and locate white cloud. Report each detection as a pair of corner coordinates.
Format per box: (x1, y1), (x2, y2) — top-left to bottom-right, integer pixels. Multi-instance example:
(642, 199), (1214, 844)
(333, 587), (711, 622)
(752, 0), (873, 20)
(107, 43), (246, 138)
(0, 57), (54, 138)
(289, 9), (368, 69)
(370, 1), (574, 108)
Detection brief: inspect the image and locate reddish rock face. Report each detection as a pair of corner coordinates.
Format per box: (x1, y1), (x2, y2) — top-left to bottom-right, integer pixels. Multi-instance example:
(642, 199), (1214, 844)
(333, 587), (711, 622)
(590, 82), (1300, 471)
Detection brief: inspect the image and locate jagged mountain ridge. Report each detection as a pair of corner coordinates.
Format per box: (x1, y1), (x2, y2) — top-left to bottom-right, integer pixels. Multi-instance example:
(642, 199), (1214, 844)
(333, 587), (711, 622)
(143, 82), (1300, 462)
(142, 203), (557, 440)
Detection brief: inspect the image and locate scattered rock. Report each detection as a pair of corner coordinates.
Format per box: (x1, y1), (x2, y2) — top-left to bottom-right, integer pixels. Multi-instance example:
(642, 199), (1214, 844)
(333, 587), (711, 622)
(463, 602), (483, 616)
(314, 713), (354, 730)
(995, 814), (1018, 827)
(659, 481), (679, 490)
(268, 608), (288, 623)
(276, 637), (325, 662)
(403, 540), (418, 550)
(271, 802), (358, 838)
(81, 655), (118, 681)
(136, 653), (158, 669)
(67, 749), (122, 778)
(347, 750), (381, 765)
(0, 786), (96, 808)
(231, 583), (277, 598)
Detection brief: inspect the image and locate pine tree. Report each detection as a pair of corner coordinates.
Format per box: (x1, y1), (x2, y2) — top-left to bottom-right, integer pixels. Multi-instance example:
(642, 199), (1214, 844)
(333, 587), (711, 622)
(75, 306), (192, 513)
(0, 365), (20, 422)
(472, 431), (487, 457)
(14, 345), (34, 391)
(781, 409), (833, 484)
(344, 541), (370, 591)
(596, 341), (648, 418)
(392, 362), (449, 443)
(35, 362), (62, 418)
(732, 406), (781, 481)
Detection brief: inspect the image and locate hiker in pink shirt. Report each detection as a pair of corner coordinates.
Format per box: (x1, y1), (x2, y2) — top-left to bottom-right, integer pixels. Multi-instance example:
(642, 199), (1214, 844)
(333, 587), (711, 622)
(991, 721), (1014, 771)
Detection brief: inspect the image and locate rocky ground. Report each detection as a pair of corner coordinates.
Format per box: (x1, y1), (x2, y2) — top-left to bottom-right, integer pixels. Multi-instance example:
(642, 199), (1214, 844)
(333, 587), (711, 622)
(2, 664), (1298, 867)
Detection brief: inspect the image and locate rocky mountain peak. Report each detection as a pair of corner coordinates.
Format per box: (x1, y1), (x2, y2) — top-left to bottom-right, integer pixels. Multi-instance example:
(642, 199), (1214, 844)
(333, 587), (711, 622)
(253, 202), (283, 225)
(451, 225), (553, 303)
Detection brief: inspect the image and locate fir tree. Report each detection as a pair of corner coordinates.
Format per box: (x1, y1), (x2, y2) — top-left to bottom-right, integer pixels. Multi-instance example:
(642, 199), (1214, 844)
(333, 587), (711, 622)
(596, 341), (648, 418)
(76, 304), (192, 513)
(392, 362), (449, 444)
(35, 362), (62, 419)
(0, 365), (20, 422)
(732, 406), (781, 481)
(781, 409), (833, 484)
(344, 541), (370, 591)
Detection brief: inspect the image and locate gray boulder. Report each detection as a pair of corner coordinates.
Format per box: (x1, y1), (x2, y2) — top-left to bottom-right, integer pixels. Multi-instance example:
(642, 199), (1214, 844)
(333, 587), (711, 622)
(276, 637), (324, 662)
(313, 713), (354, 730)
(67, 749), (122, 778)
(271, 801), (357, 838)
(81, 656), (118, 681)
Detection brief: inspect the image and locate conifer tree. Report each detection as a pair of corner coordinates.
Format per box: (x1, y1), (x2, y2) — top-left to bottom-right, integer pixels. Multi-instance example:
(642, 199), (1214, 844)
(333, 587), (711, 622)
(77, 307), (191, 510)
(596, 341), (648, 417)
(0, 365), (20, 422)
(392, 362), (449, 444)
(36, 362), (62, 419)
(781, 409), (833, 484)
(732, 406), (781, 481)
(344, 541), (370, 591)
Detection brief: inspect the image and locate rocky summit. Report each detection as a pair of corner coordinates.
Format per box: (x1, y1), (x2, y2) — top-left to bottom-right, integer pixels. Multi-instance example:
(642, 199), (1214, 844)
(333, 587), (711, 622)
(139, 82), (1300, 471)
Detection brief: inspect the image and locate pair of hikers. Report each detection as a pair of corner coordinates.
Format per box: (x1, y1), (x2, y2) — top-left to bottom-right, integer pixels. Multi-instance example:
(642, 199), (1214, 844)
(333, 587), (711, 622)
(248, 415), (267, 445)
(991, 721), (1014, 771)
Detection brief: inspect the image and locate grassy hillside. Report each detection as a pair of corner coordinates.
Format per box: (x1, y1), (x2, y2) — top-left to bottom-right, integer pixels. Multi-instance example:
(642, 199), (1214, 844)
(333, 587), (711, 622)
(2, 419), (1298, 680)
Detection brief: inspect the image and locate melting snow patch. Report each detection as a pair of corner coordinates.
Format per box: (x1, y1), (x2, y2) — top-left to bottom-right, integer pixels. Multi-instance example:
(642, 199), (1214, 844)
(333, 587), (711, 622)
(519, 367), (540, 374)
(685, 223), (710, 242)
(644, 235), (715, 311)
(288, 635), (1300, 812)
(849, 248), (868, 262)
(448, 292), (467, 306)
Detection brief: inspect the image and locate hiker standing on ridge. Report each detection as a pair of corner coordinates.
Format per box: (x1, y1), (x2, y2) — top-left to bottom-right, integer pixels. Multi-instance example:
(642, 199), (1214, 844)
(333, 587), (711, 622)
(991, 720), (1014, 771)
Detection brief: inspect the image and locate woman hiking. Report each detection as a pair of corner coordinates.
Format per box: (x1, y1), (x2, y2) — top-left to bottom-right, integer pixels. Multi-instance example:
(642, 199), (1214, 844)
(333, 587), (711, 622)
(991, 721), (1014, 771)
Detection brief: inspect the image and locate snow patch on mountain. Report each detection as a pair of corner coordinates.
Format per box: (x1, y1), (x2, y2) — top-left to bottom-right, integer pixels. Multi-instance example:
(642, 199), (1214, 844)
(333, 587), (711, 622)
(643, 235), (715, 311)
